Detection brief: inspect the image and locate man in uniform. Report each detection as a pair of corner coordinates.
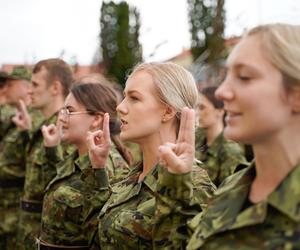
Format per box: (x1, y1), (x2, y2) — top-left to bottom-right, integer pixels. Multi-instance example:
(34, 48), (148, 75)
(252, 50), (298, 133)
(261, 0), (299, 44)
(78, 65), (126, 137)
(14, 59), (73, 250)
(0, 66), (40, 250)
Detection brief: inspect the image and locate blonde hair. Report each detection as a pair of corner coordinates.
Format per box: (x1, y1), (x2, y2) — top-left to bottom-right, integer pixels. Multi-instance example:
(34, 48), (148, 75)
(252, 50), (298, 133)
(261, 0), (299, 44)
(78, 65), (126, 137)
(246, 23), (300, 89)
(129, 62), (198, 120)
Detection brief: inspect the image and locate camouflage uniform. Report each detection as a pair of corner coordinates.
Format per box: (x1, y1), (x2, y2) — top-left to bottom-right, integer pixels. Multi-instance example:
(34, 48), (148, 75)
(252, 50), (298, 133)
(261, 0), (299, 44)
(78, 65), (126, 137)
(0, 105), (15, 142)
(97, 162), (215, 249)
(0, 108), (43, 250)
(186, 162), (300, 249)
(153, 163), (300, 249)
(38, 142), (130, 248)
(16, 112), (64, 250)
(195, 128), (248, 186)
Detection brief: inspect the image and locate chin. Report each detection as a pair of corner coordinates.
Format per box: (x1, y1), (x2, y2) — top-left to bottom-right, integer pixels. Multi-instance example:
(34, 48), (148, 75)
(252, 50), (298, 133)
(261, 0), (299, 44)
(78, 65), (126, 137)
(120, 132), (130, 142)
(223, 127), (242, 141)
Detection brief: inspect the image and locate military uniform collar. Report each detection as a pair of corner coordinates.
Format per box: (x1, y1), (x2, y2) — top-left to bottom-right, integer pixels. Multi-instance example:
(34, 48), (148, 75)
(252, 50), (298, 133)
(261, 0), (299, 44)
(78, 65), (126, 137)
(193, 162), (300, 246)
(267, 162), (300, 222)
(74, 153), (90, 172)
(142, 164), (158, 193)
(206, 132), (225, 157)
(99, 162), (158, 216)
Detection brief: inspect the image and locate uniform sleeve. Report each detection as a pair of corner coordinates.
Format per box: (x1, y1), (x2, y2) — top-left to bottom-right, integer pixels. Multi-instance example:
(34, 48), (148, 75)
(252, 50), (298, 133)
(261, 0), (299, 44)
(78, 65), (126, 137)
(105, 145), (131, 184)
(153, 164), (216, 249)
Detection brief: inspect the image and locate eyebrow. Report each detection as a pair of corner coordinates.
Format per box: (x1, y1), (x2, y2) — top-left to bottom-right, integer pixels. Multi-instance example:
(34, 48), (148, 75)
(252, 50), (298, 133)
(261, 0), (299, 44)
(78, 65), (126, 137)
(64, 105), (75, 109)
(227, 62), (258, 71)
(124, 90), (141, 96)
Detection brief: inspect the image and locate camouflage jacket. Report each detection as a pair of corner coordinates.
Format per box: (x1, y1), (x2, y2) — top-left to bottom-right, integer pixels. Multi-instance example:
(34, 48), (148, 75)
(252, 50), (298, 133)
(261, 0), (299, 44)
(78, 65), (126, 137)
(0, 108), (43, 178)
(0, 108), (43, 236)
(98, 162), (215, 249)
(186, 162), (300, 249)
(40, 142), (130, 246)
(195, 129), (248, 186)
(23, 112), (63, 202)
(0, 104), (14, 141)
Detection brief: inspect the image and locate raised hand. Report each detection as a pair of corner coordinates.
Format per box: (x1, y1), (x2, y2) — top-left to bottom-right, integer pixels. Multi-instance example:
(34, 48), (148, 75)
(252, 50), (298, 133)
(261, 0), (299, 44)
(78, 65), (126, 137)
(41, 119), (62, 147)
(158, 107), (195, 174)
(87, 113), (111, 169)
(11, 99), (32, 131)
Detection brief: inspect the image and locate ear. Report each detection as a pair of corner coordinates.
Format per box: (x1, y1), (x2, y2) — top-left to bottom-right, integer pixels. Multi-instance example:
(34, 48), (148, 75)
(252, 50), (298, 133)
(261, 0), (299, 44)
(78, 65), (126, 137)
(162, 105), (177, 123)
(50, 80), (62, 95)
(289, 86), (300, 113)
(90, 114), (104, 130)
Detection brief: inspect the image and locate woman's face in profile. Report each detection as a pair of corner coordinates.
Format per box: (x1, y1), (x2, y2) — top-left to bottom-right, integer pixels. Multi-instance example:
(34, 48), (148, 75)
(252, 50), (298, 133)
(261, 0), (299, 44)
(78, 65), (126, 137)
(215, 35), (292, 144)
(59, 93), (96, 144)
(116, 70), (166, 144)
(197, 94), (222, 129)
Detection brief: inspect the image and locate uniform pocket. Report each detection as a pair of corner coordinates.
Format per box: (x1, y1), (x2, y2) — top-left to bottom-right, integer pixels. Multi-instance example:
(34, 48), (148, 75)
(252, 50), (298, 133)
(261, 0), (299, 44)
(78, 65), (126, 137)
(53, 185), (84, 208)
(52, 185), (84, 224)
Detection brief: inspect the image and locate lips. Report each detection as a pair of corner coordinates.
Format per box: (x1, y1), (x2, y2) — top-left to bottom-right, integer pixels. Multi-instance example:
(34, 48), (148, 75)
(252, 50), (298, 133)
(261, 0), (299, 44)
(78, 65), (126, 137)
(225, 111), (242, 124)
(120, 119), (128, 130)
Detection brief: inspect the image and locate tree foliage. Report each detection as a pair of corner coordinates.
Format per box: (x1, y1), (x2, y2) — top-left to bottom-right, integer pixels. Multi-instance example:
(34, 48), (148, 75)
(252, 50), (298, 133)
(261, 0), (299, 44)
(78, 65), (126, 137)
(188, 0), (225, 63)
(100, 1), (143, 87)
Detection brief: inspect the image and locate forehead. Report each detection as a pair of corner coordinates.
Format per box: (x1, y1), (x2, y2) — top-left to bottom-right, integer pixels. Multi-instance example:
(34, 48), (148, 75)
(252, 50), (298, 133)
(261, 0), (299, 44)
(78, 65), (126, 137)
(227, 35), (268, 68)
(64, 93), (84, 108)
(31, 67), (48, 82)
(7, 79), (28, 87)
(198, 94), (213, 106)
(125, 70), (156, 94)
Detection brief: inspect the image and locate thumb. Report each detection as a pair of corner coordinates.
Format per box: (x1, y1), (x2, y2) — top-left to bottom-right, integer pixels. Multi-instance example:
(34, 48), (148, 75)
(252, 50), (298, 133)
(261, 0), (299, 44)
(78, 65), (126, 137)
(41, 125), (49, 137)
(159, 145), (182, 173)
(18, 99), (27, 114)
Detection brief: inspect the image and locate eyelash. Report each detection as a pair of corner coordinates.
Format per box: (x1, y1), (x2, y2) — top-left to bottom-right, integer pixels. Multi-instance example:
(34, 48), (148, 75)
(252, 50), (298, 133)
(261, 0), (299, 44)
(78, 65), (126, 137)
(238, 75), (251, 81)
(129, 96), (139, 101)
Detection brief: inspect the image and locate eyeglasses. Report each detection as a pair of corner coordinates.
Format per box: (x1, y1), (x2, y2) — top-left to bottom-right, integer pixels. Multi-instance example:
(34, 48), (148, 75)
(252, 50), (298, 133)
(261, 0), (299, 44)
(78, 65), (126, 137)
(59, 107), (95, 118)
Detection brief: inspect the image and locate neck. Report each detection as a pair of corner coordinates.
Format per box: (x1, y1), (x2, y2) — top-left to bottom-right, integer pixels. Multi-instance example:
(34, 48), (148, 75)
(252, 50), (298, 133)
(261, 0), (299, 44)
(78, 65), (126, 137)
(205, 122), (223, 146)
(250, 122), (300, 202)
(138, 121), (177, 181)
(77, 143), (88, 156)
(41, 96), (64, 119)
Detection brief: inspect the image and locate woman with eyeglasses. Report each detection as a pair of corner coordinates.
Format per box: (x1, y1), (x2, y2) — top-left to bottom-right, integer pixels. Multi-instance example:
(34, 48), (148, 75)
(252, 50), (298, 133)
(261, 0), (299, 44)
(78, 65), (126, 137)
(153, 23), (300, 249)
(36, 82), (132, 249)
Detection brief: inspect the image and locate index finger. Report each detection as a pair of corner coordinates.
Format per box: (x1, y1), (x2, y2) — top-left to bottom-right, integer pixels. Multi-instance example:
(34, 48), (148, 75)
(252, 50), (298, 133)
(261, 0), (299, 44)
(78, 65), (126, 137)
(177, 107), (195, 146)
(102, 113), (111, 143)
(18, 99), (27, 113)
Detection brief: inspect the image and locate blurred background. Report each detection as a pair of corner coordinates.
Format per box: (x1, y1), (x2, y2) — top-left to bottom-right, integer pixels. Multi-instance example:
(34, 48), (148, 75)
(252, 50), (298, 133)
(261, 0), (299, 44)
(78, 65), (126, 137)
(0, 0), (300, 88)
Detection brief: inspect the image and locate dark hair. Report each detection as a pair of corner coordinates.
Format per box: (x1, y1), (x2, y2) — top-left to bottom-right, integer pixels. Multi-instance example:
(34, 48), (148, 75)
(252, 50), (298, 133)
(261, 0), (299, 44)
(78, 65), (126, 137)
(200, 86), (224, 109)
(71, 83), (133, 165)
(33, 58), (73, 98)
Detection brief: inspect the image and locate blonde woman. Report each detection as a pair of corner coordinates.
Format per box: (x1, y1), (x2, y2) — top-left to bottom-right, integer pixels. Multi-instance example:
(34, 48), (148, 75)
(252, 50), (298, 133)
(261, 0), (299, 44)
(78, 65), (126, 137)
(87, 62), (215, 249)
(154, 23), (300, 249)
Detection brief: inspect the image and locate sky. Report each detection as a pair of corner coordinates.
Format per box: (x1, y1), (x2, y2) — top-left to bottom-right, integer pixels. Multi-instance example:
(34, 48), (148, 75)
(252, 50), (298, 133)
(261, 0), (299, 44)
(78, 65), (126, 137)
(0, 0), (300, 66)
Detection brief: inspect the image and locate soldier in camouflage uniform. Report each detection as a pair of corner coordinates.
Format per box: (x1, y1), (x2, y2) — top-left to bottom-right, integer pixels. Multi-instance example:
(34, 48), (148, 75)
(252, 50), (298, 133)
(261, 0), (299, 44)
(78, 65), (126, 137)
(0, 66), (44, 250)
(195, 86), (248, 186)
(85, 62), (215, 249)
(0, 71), (10, 141)
(153, 23), (300, 249)
(14, 59), (73, 250)
(36, 83), (132, 249)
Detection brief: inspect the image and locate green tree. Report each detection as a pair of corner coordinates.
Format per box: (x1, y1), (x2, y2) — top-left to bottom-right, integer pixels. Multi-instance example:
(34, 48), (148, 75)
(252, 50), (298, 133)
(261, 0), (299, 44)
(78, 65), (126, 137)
(188, 0), (225, 63)
(100, 1), (143, 87)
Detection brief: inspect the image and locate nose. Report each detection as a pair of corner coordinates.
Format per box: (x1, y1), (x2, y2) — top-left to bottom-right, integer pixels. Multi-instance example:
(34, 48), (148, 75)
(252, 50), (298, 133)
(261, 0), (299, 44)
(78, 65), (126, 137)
(58, 110), (68, 124)
(27, 84), (33, 95)
(116, 98), (127, 115)
(215, 75), (234, 101)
